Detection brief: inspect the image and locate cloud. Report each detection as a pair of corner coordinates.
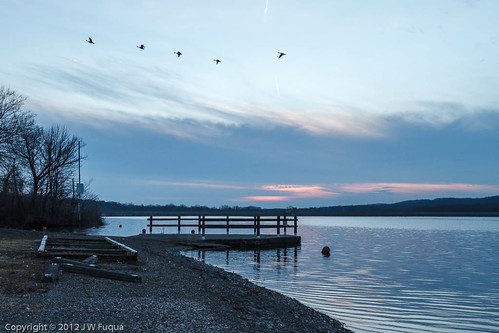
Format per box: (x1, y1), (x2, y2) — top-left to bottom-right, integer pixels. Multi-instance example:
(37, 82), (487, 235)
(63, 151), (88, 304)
(23, 58), (392, 139)
(239, 182), (499, 203)
(339, 182), (499, 194)
(260, 185), (338, 198)
(141, 179), (248, 190)
(194, 100), (389, 138)
(24, 58), (499, 142)
(241, 196), (289, 202)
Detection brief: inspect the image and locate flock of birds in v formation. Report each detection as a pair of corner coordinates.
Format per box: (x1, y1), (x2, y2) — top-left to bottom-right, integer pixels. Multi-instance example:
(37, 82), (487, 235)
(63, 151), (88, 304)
(85, 37), (286, 63)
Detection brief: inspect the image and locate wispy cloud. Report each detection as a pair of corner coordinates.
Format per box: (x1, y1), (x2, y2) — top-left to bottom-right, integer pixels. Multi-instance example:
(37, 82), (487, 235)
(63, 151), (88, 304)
(133, 178), (499, 204)
(24, 59), (499, 142)
(339, 182), (499, 194)
(194, 100), (389, 138)
(140, 179), (248, 190)
(237, 184), (338, 202)
(260, 185), (338, 198)
(242, 196), (288, 202)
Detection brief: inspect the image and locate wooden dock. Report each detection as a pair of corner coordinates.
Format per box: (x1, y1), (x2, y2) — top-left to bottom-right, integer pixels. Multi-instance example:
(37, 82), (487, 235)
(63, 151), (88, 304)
(145, 215), (300, 249)
(37, 235), (138, 261)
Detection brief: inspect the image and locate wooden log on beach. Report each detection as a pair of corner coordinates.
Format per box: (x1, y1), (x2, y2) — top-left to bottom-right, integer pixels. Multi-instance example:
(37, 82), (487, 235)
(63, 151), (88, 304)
(82, 255), (99, 264)
(105, 237), (138, 260)
(59, 263), (142, 283)
(38, 235), (48, 253)
(52, 257), (99, 268)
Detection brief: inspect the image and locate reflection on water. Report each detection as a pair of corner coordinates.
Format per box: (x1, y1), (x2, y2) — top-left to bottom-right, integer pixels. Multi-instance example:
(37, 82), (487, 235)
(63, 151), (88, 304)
(194, 247), (299, 271)
(183, 217), (499, 333)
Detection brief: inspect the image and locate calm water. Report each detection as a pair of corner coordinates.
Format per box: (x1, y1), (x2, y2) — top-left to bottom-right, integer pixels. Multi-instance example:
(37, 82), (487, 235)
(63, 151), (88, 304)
(89, 216), (499, 333)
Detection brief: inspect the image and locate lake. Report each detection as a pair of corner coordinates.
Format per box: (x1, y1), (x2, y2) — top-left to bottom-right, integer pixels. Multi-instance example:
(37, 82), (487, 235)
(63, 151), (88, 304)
(88, 216), (499, 333)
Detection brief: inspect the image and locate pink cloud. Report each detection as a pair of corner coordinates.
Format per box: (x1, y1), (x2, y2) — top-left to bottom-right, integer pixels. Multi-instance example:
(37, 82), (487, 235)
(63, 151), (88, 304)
(242, 196), (290, 201)
(260, 185), (338, 198)
(339, 183), (499, 194)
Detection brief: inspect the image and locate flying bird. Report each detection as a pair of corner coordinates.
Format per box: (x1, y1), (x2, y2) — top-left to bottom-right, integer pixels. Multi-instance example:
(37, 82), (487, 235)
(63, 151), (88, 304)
(86, 37), (94, 44)
(137, 44), (145, 50)
(278, 52), (286, 58)
(174, 51), (182, 57)
(213, 59), (221, 64)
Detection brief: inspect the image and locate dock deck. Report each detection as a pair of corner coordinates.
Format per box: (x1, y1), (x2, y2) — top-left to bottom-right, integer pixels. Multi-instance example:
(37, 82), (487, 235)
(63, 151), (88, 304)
(136, 233), (301, 249)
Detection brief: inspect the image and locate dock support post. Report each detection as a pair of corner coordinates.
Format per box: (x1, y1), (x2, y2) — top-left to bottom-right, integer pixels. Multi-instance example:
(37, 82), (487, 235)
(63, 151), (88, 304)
(277, 216), (281, 237)
(253, 216), (257, 235)
(283, 216), (287, 235)
(294, 215), (298, 236)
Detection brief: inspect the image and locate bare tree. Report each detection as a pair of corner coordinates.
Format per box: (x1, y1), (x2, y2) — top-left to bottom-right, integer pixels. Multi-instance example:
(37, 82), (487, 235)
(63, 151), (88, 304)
(0, 86), (34, 192)
(11, 125), (82, 212)
(0, 86), (34, 154)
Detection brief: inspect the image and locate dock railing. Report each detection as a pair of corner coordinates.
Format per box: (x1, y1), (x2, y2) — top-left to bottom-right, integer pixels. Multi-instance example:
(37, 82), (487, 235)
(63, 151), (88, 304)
(147, 216), (298, 240)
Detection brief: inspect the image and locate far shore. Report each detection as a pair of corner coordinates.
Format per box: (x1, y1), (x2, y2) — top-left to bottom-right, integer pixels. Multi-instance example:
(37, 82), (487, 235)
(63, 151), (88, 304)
(0, 228), (352, 333)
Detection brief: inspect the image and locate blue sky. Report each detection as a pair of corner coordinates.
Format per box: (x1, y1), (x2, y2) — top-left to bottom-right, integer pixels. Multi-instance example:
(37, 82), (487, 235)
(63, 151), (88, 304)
(1, 0), (499, 207)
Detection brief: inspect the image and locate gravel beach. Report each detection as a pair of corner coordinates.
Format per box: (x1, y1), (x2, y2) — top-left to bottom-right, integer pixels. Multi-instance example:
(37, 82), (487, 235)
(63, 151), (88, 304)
(0, 230), (352, 332)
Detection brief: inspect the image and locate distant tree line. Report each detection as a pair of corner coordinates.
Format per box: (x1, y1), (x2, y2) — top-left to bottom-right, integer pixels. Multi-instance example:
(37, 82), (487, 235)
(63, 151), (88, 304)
(96, 196), (499, 217)
(0, 86), (102, 229)
(295, 196), (499, 216)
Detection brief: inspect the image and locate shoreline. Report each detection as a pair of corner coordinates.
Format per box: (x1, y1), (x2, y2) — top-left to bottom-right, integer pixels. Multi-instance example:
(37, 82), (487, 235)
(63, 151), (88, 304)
(0, 229), (352, 332)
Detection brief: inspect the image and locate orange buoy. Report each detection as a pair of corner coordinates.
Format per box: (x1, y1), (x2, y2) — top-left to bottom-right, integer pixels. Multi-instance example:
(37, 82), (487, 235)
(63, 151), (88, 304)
(191, 229), (195, 234)
(142, 229), (146, 234)
(321, 246), (330, 256)
(119, 224), (122, 228)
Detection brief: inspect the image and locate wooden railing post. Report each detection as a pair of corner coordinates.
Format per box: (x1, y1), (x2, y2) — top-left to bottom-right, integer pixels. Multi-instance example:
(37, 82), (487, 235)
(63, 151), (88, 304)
(149, 216), (153, 233)
(277, 216), (281, 237)
(226, 216), (229, 235)
(198, 216), (201, 234)
(257, 216), (261, 238)
(177, 216), (181, 234)
(294, 216), (298, 236)
(283, 216), (287, 235)
(253, 216), (257, 235)
(202, 216), (206, 240)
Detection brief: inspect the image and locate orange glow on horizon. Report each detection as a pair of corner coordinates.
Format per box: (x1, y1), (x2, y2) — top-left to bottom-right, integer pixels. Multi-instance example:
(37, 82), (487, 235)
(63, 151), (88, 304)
(242, 196), (289, 201)
(260, 185), (338, 198)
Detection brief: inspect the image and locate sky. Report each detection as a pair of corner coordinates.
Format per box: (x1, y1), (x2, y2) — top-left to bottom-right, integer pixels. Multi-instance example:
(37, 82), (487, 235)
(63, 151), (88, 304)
(1, 0), (499, 208)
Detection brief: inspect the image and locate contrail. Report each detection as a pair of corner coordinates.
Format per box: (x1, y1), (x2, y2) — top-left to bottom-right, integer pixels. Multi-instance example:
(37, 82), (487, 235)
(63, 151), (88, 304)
(264, 0), (269, 23)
